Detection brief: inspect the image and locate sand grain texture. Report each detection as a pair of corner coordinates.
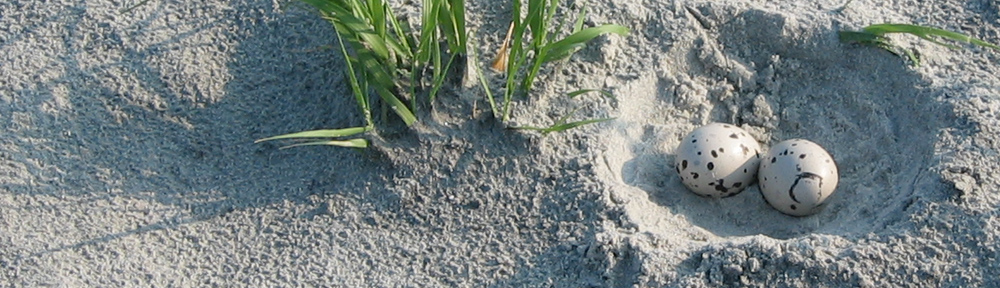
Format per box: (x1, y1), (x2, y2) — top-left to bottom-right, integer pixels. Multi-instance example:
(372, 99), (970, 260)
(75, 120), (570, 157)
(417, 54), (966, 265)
(2, 0), (999, 287)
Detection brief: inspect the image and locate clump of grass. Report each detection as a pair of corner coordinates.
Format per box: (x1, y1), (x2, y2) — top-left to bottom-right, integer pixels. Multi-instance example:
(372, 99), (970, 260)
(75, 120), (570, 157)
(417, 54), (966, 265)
(484, 1), (628, 128)
(258, 0), (466, 148)
(303, 0), (467, 123)
(258, 0), (629, 148)
(840, 23), (1000, 66)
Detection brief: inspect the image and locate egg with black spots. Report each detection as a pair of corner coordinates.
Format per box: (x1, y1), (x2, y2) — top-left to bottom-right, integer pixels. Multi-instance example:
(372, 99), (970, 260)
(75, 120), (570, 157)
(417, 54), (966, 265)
(674, 123), (762, 197)
(758, 139), (839, 216)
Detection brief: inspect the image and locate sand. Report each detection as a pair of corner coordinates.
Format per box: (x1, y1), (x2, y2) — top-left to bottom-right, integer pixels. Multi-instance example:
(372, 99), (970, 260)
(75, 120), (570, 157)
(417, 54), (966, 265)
(2, 0), (999, 286)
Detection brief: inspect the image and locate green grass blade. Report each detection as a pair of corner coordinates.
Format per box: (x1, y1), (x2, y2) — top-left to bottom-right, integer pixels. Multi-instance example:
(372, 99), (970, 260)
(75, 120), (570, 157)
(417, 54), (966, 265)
(382, 3), (414, 60)
(837, 30), (882, 44)
(521, 49), (549, 93)
(863, 24), (1000, 50)
(372, 82), (417, 125)
(428, 37), (443, 103)
(437, 0), (467, 54)
(387, 9), (415, 57)
(520, 24), (628, 92)
(519, 0), (560, 97)
(552, 14), (571, 45)
(540, 43), (586, 63)
(542, 117), (615, 133)
(548, 25), (630, 51)
(448, 0), (467, 53)
(417, 0), (439, 64)
(278, 138), (369, 149)
(899, 47), (920, 65)
(412, 0), (440, 109)
(840, 23), (1000, 66)
(567, 89), (615, 99)
(552, 108), (580, 126)
(573, 4), (587, 33)
(503, 0), (527, 121)
(304, 0), (392, 60)
(541, 0), (560, 46)
(525, 0), (547, 49)
(356, 52), (417, 125)
(334, 33), (373, 127)
(429, 51), (456, 102)
(326, 0), (410, 64)
(839, 30), (920, 64)
(255, 127), (370, 143)
(365, 0), (386, 37)
(864, 24), (961, 49)
(542, 24), (629, 63)
(512, 117), (615, 134)
(469, 42), (499, 117)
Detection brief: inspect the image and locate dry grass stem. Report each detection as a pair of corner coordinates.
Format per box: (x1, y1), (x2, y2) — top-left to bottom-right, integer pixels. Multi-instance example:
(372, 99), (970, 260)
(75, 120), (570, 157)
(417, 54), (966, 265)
(491, 22), (515, 72)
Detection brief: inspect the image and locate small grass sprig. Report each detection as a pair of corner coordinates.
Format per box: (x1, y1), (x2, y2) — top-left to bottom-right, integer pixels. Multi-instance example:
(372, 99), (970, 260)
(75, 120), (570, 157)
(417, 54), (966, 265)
(840, 23), (1000, 66)
(510, 89), (616, 134)
(489, 1), (628, 122)
(511, 114), (614, 134)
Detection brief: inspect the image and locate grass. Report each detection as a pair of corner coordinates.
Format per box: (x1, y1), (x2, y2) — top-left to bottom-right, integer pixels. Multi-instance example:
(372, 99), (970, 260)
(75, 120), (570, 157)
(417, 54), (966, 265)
(259, 0), (628, 147)
(840, 23), (1000, 66)
(511, 115), (615, 134)
(509, 89), (616, 134)
(257, 0), (466, 148)
(301, 0), (468, 125)
(489, 2), (629, 122)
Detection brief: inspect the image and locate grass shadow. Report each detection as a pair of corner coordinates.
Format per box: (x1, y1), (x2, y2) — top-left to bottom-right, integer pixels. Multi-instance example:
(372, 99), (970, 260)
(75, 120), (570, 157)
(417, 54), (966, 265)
(0, 0), (385, 259)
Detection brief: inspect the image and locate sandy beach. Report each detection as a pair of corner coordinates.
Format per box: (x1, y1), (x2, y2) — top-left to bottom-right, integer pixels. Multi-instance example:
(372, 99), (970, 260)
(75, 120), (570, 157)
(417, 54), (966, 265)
(2, 0), (999, 286)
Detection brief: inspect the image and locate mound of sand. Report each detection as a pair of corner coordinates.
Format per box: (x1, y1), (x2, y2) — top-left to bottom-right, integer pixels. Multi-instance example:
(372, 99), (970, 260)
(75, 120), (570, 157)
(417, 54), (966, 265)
(2, 0), (998, 286)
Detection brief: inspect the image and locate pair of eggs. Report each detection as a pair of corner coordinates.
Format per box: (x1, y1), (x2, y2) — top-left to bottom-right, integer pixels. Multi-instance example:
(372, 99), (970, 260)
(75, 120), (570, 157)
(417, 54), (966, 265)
(673, 123), (839, 216)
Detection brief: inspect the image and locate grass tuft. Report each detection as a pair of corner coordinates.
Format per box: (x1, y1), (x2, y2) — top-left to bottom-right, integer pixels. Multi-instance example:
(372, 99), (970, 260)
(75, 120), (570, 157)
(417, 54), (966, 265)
(302, 0), (418, 126)
(486, 1), (628, 122)
(261, 0), (469, 148)
(840, 23), (1000, 66)
(259, 0), (628, 148)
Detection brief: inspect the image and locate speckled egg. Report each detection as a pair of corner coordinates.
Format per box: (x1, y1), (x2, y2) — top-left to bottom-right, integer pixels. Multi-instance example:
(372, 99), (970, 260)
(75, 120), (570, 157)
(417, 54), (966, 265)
(674, 123), (762, 198)
(758, 139), (839, 216)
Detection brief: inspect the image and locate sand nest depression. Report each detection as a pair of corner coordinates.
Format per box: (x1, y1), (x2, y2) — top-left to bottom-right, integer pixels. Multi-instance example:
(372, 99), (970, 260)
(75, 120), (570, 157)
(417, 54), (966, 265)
(2, 0), (1000, 286)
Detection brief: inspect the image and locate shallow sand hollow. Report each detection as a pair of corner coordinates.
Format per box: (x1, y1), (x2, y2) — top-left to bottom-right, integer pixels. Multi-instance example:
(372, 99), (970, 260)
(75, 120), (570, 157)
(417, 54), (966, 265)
(2, 0), (999, 286)
(606, 4), (951, 239)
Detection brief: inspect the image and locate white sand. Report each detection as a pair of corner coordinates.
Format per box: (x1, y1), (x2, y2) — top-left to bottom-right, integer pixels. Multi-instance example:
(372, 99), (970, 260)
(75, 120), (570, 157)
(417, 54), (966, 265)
(2, 0), (999, 286)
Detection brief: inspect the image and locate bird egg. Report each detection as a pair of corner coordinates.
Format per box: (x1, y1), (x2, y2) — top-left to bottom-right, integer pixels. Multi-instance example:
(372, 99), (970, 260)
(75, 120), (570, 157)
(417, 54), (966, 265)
(758, 139), (839, 216)
(674, 123), (762, 198)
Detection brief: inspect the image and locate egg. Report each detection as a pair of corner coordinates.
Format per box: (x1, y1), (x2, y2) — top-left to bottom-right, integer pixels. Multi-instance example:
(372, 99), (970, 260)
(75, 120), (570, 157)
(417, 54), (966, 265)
(674, 123), (762, 198)
(758, 139), (839, 216)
